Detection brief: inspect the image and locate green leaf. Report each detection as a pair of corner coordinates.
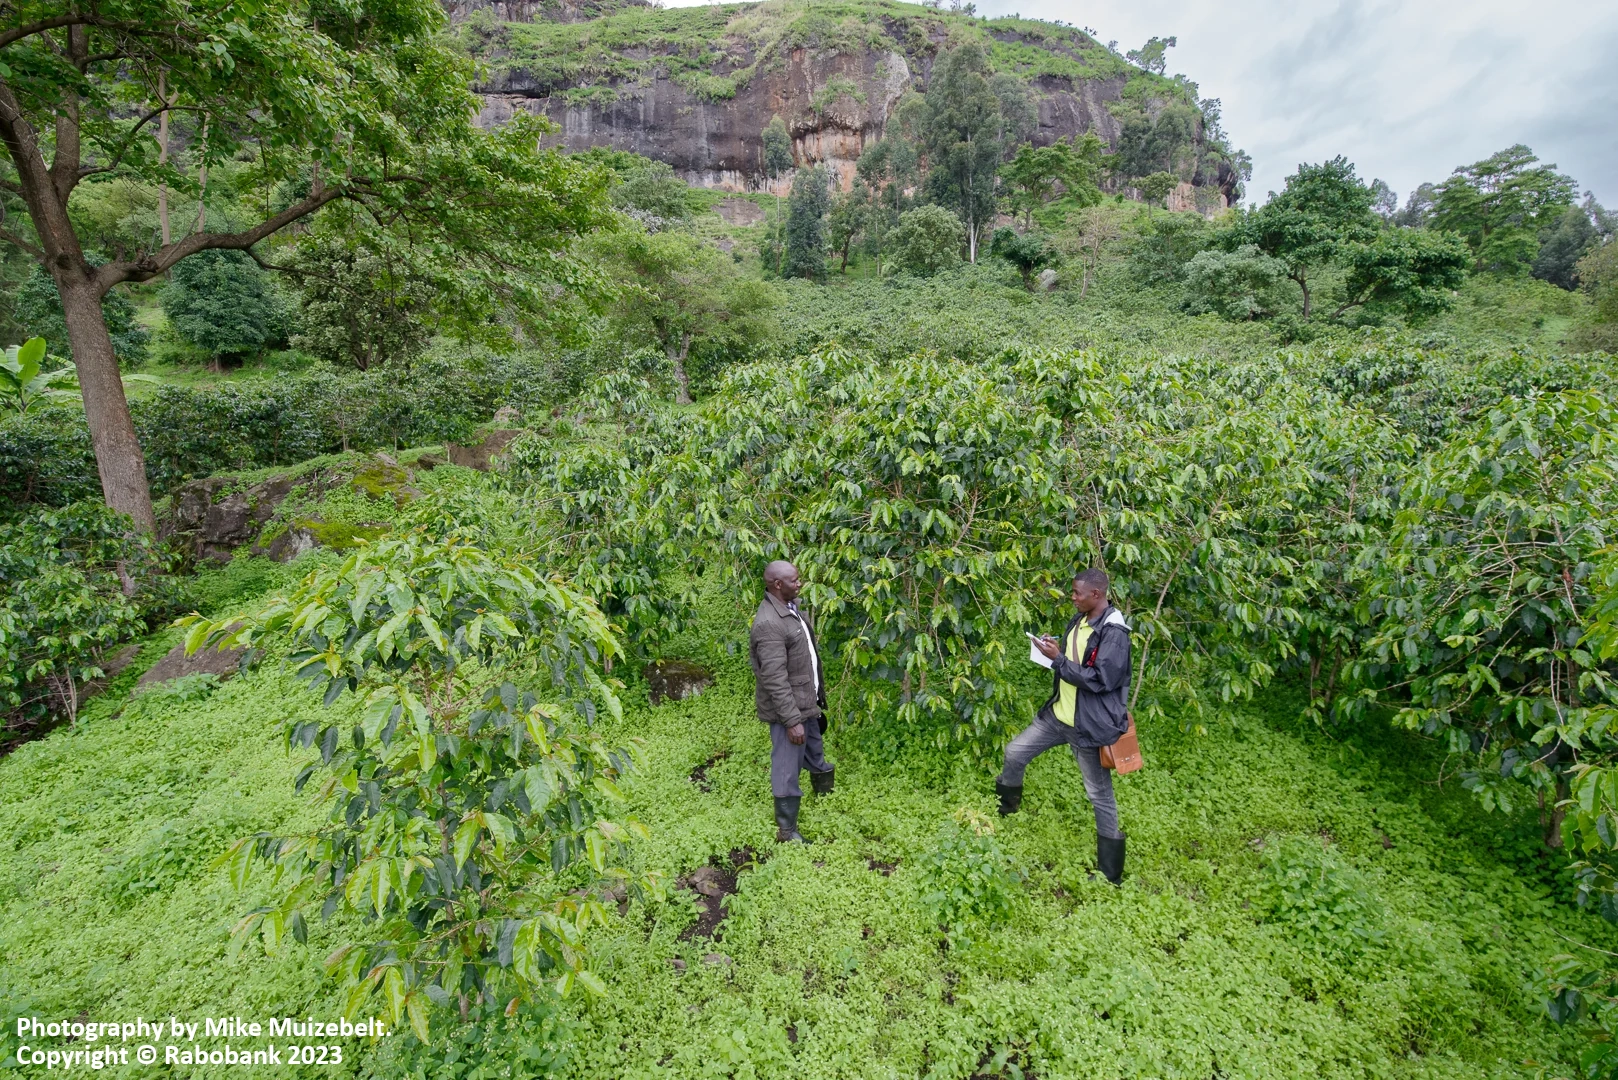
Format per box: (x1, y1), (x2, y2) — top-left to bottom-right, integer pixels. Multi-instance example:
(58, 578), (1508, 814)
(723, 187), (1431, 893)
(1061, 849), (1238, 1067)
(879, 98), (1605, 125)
(405, 992), (430, 1044)
(484, 812), (515, 858)
(524, 767), (553, 815)
(453, 815), (482, 870)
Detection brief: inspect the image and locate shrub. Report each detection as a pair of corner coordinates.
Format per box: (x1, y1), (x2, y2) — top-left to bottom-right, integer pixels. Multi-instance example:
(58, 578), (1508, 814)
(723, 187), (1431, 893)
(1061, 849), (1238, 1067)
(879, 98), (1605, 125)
(1, 351), (563, 514)
(0, 402), (99, 517)
(1182, 244), (1288, 320)
(0, 502), (178, 736)
(1350, 392), (1618, 846)
(988, 227), (1056, 290)
(610, 158), (698, 224)
(917, 809), (1022, 948)
(186, 535), (660, 1038)
(358, 996), (573, 1080)
(1126, 212), (1212, 284)
(160, 249), (290, 360)
(889, 205), (965, 277)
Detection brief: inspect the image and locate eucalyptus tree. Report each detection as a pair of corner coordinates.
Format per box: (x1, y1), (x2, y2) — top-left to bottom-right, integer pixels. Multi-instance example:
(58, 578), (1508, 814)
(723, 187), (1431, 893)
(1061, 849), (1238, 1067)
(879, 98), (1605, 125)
(919, 42), (1002, 263)
(0, 0), (613, 529)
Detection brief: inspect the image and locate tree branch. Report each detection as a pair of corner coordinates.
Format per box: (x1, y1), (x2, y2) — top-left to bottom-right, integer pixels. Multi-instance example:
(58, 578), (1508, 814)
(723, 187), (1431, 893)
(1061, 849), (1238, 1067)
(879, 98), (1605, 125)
(94, 184), (350, 291)
(0, 14), (92, 51)
(0, 226), (45, 260)
(244, 248), (306, 277)
(81, 102), (190, 177)
(80, 51), (128, 70)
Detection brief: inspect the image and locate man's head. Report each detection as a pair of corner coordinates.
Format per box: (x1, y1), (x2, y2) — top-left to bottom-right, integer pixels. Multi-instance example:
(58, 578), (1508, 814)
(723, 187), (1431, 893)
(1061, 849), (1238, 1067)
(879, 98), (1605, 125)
(764, 560), (803, 603)
(1071, 567), (1109, 617)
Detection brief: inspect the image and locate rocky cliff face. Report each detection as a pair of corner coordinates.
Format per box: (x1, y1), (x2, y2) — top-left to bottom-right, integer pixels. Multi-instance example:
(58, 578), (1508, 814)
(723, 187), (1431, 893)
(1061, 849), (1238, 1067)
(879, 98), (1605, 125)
(456, 0), (1238, 208)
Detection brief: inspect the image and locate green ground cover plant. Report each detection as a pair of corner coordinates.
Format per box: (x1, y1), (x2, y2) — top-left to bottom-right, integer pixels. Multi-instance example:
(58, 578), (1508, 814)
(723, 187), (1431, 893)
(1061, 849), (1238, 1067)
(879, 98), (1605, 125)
(1, 5), (1615, 1067)
(3, 565), (1615, 1077)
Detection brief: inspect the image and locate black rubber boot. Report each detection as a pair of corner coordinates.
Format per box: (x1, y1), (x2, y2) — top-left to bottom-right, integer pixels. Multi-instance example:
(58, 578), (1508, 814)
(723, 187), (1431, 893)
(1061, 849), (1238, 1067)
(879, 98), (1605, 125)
(774, 796), (809, 843)
(1097, 833), (1126, 884)
(810, 767), (835, 796)
(995, 780), (1023, 816)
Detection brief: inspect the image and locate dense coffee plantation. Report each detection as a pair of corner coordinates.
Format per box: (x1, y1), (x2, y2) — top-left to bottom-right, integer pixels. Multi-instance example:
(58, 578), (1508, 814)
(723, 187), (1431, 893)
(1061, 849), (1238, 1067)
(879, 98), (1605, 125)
(6, 0), (1618, 1074)
(6, 325), (1618, 1079)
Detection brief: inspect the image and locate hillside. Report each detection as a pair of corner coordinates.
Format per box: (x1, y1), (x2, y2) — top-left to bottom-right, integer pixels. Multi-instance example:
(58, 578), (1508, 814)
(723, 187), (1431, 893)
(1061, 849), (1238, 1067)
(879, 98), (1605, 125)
(451, 0), (1243, 206)
(7, 0), (1618, 1074)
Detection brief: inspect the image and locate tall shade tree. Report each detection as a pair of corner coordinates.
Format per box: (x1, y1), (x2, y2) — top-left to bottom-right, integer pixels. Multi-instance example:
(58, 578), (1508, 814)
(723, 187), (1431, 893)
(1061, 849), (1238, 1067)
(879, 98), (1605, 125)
(1331, 229), (1470, 322)
(999, 134), (1103, 229)
(1431, 145), (1577, 276)
(1533, 203), (1604, 290)
(0, 0), (612, 529)
(286, 234), (434, 371)
(1137, 171), (1178, 217)
(593, 227), (778, 404)
(1233, 156), (1379, 319)
(920, 41), (1002, 263)
(827, 178), (871, 274)
(783, 164), (829, 281)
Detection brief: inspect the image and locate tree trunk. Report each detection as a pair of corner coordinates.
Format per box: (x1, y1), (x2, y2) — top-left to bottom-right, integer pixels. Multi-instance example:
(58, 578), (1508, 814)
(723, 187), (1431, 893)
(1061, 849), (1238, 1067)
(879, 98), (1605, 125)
(1544, 776), (1570, 848)
(195, 117), (209, 233)
(156, 76), (171, 246)
(1292, 270), (1312, 319)
(670, 332), (693, 405)
(57, 273), (156, 531)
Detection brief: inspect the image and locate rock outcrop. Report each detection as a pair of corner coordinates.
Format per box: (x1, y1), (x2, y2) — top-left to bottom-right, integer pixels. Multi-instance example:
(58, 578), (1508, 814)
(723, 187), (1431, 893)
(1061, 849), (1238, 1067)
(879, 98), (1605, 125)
(459, 1), (1238, 208)
(160, 451), (441, 564)
(643, 658), (714, 706)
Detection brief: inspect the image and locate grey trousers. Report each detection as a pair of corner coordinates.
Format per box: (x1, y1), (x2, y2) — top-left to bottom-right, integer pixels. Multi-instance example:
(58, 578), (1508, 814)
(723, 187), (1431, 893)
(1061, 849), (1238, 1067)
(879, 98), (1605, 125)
(997, 709), (1123, 838)
(769, 716), (832, 797)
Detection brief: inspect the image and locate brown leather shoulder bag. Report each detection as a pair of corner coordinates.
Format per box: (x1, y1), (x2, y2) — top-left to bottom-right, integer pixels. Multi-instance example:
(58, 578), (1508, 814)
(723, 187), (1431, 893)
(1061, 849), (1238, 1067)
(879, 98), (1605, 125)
(1100, 713), (1143, 773)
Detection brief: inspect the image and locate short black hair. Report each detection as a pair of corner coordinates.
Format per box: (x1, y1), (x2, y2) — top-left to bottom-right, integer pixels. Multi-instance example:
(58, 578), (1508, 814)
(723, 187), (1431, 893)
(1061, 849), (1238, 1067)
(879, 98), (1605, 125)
(1074, 567), (1109, 592)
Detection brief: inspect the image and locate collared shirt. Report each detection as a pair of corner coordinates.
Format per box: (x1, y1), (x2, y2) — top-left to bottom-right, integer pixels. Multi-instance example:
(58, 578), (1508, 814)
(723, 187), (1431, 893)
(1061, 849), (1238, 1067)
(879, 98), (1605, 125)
(1052, 619), (1095, 727)
(785, 601), (821, 696)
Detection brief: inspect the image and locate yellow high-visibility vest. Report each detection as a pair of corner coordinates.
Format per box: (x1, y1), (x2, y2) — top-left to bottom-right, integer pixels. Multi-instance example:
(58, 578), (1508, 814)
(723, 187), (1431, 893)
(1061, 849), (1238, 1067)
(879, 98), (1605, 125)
(1052, 620), (1095, 726)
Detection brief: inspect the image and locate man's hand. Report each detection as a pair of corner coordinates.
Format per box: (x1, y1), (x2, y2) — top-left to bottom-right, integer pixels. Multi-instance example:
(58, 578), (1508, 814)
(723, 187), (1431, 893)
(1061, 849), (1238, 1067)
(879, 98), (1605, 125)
(787, 723), (806, 745)
(1034, 636), (1062, 660)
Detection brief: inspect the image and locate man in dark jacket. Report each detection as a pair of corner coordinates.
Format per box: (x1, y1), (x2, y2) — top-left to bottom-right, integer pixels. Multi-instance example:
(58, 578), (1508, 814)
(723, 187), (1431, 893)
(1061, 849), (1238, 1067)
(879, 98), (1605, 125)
(996, 567), (1132, 883)
(749, 560), (833, 843)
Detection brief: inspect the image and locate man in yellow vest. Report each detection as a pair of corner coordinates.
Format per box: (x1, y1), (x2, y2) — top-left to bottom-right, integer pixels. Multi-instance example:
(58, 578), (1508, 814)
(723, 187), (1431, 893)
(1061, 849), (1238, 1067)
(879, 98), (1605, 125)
(996, 567), (1132, 883)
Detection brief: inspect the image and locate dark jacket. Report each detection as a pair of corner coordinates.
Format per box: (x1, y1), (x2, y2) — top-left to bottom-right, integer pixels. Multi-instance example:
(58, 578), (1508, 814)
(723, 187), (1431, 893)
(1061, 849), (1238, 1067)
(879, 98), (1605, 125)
(1040, 604), (1132, 749)
(749, 592), (827, 726)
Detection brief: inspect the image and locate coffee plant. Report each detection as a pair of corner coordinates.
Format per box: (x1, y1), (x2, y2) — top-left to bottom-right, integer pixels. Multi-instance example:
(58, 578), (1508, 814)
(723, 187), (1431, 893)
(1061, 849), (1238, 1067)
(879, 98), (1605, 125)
(0, 502), (178, 735)
(182, 534), (659, 1039)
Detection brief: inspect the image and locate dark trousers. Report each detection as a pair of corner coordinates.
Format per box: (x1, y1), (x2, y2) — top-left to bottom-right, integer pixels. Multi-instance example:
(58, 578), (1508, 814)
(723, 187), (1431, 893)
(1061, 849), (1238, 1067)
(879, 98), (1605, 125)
(769, 716), (831, 797)
(996, 709), (1122, 838)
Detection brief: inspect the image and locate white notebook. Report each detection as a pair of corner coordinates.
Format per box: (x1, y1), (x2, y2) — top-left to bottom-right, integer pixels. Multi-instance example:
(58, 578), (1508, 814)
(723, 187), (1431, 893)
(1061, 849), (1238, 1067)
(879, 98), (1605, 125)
(1028, 633), (1054, 669)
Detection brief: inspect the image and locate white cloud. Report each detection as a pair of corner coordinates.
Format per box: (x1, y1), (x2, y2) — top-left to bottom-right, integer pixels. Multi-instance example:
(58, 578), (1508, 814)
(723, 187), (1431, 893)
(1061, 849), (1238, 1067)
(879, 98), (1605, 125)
(663, 0), (1616, 208)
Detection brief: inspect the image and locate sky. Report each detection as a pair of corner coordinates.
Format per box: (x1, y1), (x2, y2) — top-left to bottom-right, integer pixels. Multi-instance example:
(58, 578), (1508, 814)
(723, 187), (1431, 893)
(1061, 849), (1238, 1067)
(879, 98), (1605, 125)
(663, 0), (1617, 209)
